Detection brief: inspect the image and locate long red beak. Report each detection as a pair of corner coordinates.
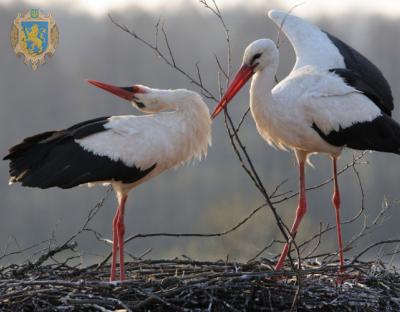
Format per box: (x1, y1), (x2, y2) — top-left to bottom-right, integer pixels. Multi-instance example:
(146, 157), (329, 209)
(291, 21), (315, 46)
(211, 64), (254, 119)
(87, 80), (142, 101)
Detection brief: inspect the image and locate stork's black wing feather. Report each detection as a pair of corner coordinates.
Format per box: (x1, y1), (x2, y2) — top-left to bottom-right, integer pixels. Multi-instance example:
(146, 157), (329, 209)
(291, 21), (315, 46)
(329, 68), (390, 115)
(4, 116), (156, 189)
(4, 116), (111, 160)
(325, 32), (394, 116)
(312, 115), (400, 154)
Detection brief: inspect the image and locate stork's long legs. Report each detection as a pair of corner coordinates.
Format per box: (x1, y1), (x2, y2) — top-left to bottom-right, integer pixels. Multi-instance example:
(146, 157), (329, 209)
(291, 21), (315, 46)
(116, 195), (127, 280)
(110, 194), (128, 281)
(332, 157), (345, 272)
(110, 208), (120, 281)
(275, 157), (307, 271)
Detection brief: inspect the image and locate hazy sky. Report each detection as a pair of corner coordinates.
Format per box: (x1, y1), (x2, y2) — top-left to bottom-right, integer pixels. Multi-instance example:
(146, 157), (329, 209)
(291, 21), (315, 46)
(1, 0), (400, 17)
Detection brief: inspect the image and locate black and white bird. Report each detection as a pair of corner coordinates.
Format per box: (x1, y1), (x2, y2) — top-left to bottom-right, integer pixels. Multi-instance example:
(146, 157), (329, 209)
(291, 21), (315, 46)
(211, 9), (400, 273)
(4, 81), (211, 281)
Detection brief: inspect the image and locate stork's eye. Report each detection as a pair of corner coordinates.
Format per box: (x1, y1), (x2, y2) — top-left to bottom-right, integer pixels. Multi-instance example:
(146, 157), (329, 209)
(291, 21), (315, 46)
(250, 53), (262, 65)
(135, 101), (146, 108)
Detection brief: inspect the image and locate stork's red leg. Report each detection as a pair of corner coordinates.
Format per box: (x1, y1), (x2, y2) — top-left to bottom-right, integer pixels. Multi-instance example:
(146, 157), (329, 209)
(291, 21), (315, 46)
(332, 157), (345, 273)
(110, 208), (120, 281)
(275, 159), (307, 271)
(116, 195), (127, 281)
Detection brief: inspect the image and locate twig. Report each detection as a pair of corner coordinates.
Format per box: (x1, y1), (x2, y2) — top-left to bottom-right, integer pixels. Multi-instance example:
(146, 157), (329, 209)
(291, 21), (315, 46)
(108, 14), (218, 102)
(351, 239), (400, 264)
(97, 202), (268, 269)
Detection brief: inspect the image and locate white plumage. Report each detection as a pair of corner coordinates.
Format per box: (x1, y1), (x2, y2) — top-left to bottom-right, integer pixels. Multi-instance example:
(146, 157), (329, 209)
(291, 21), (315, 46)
(252, 61), (381, 155)
(268, 10), (345, 70)
(78, 88), (211, 189)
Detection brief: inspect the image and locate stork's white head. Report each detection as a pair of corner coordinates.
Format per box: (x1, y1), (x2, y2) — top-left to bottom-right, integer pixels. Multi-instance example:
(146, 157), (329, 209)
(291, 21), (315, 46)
(242, 39), (279, 72)
(211, 39), (278, 119)
(87, 81), (183, 114)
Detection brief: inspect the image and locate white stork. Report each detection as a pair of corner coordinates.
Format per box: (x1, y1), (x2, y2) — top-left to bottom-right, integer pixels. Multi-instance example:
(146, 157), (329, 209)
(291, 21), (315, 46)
(211, 10), (400, 273)
(4, 81), (211, 281)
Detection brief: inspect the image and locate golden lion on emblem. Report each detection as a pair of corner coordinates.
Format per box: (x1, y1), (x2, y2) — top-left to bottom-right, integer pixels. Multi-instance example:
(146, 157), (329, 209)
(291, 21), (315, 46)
(21, 24), (46, 55)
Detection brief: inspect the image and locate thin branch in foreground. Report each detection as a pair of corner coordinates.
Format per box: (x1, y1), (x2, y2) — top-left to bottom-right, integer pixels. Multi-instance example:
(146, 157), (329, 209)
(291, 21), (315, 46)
(1, 186), (112, 273)
(96, 202), (268, 269)
(351, 239), (400, 264)
(108, 14), (218, 102)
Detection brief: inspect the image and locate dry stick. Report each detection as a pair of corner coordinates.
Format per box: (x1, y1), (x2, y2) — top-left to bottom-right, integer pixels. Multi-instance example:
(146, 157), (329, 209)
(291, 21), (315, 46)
(0, 238), (53, 262)
(214, 53), (229, 80)
(63, 186), (113, 247)
(351, 239), (400, 264)
(247, 240), (276, 264)
(97, 203), (268, 269)
(11, 186), (112, 274)
(15, 242), (78, 275)
(234, 107), (251, 134)
(200, 0), (232, 85)
(270, 178), (289, 198)
(303, 222), (324, 260)
(272, 152), (368, 204)
(341, 195), (391, 257)
(108, 14), (218, 102)
(274, 2), (306, 50)
(272, 3), (304, 86)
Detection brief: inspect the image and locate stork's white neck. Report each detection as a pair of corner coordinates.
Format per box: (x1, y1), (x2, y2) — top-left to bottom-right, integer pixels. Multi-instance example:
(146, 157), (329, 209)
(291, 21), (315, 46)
(250, 61), (279, 114)
(158, 90), (211, 168)
(248, 60), (285, 149)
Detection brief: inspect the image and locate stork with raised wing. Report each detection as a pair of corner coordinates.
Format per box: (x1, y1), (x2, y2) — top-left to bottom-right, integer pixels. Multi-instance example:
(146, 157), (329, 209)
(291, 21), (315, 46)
(4, 81), (211, 281)
(211, 9), (400, 273)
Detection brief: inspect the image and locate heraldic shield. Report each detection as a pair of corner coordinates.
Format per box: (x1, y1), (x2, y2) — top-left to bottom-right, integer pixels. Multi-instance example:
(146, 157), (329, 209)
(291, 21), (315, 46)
(10, 9), (59, 70)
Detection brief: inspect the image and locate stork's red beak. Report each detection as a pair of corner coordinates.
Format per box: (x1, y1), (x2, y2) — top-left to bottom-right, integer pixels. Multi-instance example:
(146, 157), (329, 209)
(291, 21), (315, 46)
(87, 80), (145, 101)
(211, 64), (254, 119)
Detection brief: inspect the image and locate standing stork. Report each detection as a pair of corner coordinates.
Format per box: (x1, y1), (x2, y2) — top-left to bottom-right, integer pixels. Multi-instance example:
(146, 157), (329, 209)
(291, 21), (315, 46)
(211, 10), (400, 273)
(4, 81), (211, 281)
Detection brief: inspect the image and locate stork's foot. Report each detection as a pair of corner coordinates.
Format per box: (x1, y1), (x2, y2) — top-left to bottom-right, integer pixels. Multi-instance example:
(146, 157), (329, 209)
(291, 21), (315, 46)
(336, 273), (353, 285)
(335, 268), (362, 285)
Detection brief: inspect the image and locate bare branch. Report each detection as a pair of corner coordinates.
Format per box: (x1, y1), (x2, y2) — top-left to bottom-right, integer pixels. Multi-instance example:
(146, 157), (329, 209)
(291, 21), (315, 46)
(97, 202), (268, 269)
(108, 14), (218, 102)
(161, 23), (176, 66)
(351, 239), (400, 264)
(272, 152), (368, 204)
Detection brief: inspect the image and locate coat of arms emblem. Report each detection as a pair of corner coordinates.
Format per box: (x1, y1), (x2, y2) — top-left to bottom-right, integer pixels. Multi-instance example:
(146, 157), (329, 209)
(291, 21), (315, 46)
(10, 9), (59, 70)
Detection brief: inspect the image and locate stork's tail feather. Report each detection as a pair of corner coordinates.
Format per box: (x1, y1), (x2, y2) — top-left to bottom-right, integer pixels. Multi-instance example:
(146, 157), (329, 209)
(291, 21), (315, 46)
(3, 130), (68, 188)
(3, 116), (113, 189)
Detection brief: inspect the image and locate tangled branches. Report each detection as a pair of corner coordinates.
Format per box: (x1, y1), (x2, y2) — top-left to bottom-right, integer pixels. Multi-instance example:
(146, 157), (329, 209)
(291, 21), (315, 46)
(2, 256), (400, 311)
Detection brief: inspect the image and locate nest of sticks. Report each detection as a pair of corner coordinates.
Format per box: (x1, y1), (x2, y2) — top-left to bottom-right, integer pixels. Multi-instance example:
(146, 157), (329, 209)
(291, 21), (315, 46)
(1, 256), (400, 311)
